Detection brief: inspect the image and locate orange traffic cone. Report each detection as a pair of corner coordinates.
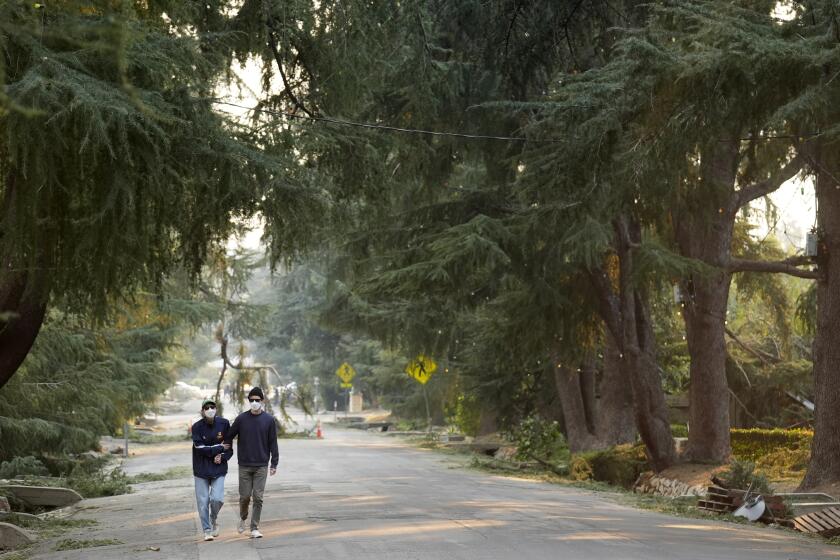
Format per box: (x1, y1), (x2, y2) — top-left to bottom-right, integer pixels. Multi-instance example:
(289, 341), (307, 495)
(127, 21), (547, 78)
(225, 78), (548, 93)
(316, 420), (323, 439)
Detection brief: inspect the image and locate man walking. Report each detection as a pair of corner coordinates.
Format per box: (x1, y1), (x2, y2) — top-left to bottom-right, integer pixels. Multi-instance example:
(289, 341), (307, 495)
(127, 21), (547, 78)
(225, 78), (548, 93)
(224, 387), (278, 538)
(191, 398), (233, 541)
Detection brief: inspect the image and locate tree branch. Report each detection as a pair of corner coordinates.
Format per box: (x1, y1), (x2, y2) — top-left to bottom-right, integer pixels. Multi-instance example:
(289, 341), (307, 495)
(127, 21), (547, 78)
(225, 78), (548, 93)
(264, 14), (314, 118)
(736, 153), (804, 208)
(724, 327), (779, 364)
(729, 255), (820, 279)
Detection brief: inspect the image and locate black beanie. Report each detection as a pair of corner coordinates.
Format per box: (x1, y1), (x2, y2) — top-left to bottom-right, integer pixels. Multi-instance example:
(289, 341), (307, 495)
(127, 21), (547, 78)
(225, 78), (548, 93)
(248, 387), (264, 400)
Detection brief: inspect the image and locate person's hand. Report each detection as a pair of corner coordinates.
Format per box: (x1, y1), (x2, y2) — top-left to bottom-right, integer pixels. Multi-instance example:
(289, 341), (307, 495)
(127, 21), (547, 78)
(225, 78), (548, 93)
(214, 454), (222, 464)
(269, 467), (276, 476)
(222, 443), (231, 450)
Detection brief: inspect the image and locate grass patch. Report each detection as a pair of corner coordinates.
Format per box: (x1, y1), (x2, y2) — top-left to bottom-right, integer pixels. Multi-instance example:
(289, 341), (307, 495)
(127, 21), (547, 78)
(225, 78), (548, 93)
(128, 466), (191, 483)
(54, 538), (122, 551)
(2, 514), (99, 539)
(0, 550), (33, 560)
(128, 433), (189, 444)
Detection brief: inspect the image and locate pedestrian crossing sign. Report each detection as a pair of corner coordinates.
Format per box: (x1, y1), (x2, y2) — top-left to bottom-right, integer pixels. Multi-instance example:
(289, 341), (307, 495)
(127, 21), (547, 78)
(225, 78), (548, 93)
(336, 362), (356, 384)
(405, 355), (437, 385)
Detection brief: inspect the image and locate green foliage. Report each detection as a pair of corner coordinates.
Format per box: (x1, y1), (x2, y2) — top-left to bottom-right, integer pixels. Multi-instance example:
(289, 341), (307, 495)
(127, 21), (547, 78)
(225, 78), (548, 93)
(128, 433), (190, 445)
(719, 460), (773, 496)
(730, 428), (812, 463)
(569, 445), (649, 489)
(0, 456), (48, 479)
(670, 424), (689, 438)
(506, 415), (569, 465)
(64, 465), (131, 499)
(795, 284), (817, 335)
(0, 1), (323, 316)
(451, 394), (481, 437)
(0, 303), (182, 460)
(755, 447), (810, 480)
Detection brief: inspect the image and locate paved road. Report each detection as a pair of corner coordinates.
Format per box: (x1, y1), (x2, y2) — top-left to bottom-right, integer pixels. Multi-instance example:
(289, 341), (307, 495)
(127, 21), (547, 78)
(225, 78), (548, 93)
(32, 424), (840, 559)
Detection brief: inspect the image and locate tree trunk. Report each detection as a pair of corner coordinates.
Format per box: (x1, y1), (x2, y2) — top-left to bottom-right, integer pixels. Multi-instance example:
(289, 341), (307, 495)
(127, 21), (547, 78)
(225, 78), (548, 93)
(627, 290), (678, 471)
(580, 356), (598, 435)
(590, 215), (677, 471)
(674, 140), (738, 464)
(800, 155), (840, 489)
(596, 332), (637, 446)
(477, 406), (498, 437)
(0, 272), (48, 389)
(552, 363), (601, 453)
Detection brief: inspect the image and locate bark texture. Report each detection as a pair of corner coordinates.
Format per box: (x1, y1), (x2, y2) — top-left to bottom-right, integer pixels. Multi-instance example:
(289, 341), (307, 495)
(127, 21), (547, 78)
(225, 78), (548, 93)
(550, 340), (636, 453)
(591, 216), (677, 471)
(800, 152), (840, 489)
(596, 333), (637, 445)
(675, 141), (738, 463)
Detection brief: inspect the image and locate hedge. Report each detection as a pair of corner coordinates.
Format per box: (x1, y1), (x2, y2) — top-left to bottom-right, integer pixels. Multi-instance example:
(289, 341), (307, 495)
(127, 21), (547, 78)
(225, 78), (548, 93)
(730, 428), (812, 463)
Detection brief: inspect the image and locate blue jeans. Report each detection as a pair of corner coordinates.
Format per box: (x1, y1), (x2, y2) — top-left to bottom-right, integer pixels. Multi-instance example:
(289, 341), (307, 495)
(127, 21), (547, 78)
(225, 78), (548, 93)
(194, 476), (225, 533)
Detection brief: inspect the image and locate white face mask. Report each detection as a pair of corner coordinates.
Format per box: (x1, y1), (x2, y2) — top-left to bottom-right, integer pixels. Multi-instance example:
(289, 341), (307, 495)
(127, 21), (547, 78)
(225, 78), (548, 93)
(204, 408), (216, 419)
(249, 400), (262, 412)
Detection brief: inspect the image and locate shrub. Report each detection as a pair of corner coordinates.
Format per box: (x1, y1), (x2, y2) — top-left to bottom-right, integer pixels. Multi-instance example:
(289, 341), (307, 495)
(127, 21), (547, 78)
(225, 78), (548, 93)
(720, 460), (773, 495)
(730, 428), (812, 463)
(569, 455), (594, 481)
(755, 448), (810, 479)
(570, 445), (649, 488)
(0, 456), (49, 478)
(453, 395), (481, 437)
(39, 453), (109, 477)
(66, 465), (131, 498)
(506, 415), (569, 465)
(670, 424), (689, 438)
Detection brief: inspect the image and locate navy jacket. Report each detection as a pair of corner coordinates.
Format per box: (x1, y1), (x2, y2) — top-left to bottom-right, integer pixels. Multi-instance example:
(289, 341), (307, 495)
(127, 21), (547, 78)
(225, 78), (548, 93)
(191, 416), (233, 479)
(226, 411), (279, 469)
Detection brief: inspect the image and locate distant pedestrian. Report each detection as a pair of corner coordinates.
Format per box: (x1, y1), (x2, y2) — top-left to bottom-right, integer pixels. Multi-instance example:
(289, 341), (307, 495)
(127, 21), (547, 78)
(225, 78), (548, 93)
(224, 387), (278, 539)
(191, 398), (233, 541)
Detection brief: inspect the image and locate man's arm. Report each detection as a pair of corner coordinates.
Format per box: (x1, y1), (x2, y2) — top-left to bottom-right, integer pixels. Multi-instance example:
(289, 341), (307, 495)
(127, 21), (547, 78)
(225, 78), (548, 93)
(221, 420), (234, 462)
(268, 417), (279, 473)
(223, 415), (240, 449)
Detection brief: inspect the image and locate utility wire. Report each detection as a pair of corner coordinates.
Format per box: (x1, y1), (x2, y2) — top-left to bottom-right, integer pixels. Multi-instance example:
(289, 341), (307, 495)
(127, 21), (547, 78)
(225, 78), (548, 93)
(210, 100), (823, 144)
(212, 100), (562, 143)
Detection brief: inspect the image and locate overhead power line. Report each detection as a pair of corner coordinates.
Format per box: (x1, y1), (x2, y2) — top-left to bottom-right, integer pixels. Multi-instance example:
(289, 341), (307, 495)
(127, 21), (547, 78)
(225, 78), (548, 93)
(210, 100), (821, 144)
(211, 100), (563, 143)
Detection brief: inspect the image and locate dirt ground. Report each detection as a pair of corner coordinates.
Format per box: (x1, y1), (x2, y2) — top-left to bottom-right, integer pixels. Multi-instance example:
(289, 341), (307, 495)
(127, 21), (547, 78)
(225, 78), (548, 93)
(657, 463), (730, 487)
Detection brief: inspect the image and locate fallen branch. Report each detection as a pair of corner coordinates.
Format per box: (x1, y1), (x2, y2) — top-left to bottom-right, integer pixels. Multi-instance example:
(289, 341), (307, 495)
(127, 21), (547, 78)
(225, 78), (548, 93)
(725, 327), (780, 364)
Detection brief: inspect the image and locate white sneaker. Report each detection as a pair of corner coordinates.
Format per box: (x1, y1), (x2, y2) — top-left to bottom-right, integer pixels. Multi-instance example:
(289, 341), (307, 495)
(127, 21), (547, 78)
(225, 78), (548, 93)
(250, 529), (263, 539)
(211, 520), (220, 537)
(204, 532), (214, 541)
(238, 519), (246, 534)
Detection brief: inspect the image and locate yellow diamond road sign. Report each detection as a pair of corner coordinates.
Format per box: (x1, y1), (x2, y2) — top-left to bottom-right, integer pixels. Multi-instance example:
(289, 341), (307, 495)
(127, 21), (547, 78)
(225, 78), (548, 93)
(405, 355), (437, 385)
(336, 362), (356, 384)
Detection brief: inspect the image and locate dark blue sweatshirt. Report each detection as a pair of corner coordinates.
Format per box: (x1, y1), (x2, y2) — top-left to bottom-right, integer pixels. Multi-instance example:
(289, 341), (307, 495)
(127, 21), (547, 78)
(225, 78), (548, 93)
(191, 416), (233, 479)
(225, 411), (279, 468)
